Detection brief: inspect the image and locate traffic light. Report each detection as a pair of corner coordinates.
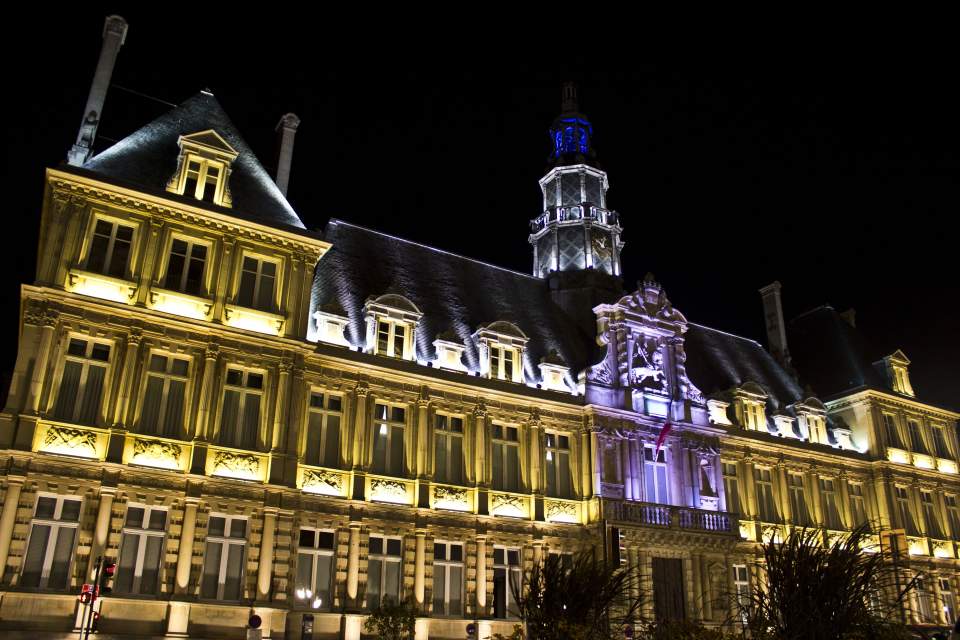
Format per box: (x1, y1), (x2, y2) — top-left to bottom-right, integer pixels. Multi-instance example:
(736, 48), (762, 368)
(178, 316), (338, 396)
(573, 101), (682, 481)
(91, 611), (100, 633)
(99, 560), (116, 595)
(78, 583), (95, 605)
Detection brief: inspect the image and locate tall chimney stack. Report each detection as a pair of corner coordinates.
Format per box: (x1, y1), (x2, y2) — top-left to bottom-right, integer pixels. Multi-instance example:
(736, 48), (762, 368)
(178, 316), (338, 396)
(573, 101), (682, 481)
(759, 281), (791, 367)
(67, 15), (129, 166)
(274, 113), (301, 198)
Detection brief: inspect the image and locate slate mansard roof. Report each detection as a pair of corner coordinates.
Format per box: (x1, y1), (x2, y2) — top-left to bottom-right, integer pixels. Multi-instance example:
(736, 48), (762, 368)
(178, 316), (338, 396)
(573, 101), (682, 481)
(311, 220), (806, 409)
(79, 92), (306, 231)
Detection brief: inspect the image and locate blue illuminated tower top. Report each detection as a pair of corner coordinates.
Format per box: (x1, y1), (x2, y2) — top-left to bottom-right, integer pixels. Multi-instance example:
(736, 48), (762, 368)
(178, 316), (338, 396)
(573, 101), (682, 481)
(548, 83), (597, 167)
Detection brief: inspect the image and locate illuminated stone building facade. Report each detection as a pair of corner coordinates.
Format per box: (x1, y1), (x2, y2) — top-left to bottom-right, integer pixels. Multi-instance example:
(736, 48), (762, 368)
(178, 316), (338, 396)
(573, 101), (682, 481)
(0, 17), (958, 639)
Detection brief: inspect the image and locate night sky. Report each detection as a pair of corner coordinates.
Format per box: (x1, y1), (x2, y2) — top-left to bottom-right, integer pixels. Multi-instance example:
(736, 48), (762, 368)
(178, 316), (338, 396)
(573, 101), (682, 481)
(5, 12), (958, 409)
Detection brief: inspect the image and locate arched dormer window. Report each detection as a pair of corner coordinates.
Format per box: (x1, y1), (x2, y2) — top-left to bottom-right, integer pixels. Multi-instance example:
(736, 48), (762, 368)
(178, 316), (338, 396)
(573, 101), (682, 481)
(472, 321), (528, 383)
(166, 130), (238, 207)
(363, 294), (422, 361)
(733, 382), (768, 432)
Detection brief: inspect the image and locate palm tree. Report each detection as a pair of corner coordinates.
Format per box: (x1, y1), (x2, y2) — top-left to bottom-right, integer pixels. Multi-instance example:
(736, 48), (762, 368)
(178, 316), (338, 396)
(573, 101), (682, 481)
(741, 524), (918, 640)
(507, 550), (644, 640)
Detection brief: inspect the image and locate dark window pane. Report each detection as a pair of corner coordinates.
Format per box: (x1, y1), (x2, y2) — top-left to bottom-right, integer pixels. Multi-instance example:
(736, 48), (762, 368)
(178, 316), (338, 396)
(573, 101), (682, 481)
(35, 497), (57, 519)
(299, 529), (315, 548)
(208, 516), (225, 537)
(387, 538), (402, 556)
(60, 499), (82, 522)
(318, 531), (335, 550)
(125, 506), (145, 528)
(67, 339), (87, 357)
(369, 537), (383, 555)
(148, 510), (167, 530)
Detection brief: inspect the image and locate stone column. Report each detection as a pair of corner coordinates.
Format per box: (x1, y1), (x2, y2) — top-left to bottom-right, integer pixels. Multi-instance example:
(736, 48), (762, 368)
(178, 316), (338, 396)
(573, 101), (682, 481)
(529, 412), (542, 494)
(532, 540), (543, 567)
(474, 403), (488, 486)
(837, 474), (853, 528)
(414, 529), (426, 607)
(135, 220), (163, 306)
(112, 329), (143, 427)
(590, 430), (602, 498)
(808, 470), (824, 526)
(629, 437), (642, 501)
(257, 508), (277, 601)
(416, 390), (430, 479)
(194, 343), (220, 441)
(86, 487), (116, 581)
(777, 464), (792, 524)
(0, 477), (25, 583)
(351, 384), (370, 469)
(25, 315), (57, 414)
(580, 428), (594, 498)
(211, 238), (236, 322)
(475, 535), (488, 613)
(175, 499), (199, 594)
(270, 357), (292, 451)
(347, 523), (361, 603)
(742, 460), (757, 519)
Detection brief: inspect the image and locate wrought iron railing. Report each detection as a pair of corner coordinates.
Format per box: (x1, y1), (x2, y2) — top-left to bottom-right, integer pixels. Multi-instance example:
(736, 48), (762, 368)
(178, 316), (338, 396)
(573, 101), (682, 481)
(603, 499), (735, 533)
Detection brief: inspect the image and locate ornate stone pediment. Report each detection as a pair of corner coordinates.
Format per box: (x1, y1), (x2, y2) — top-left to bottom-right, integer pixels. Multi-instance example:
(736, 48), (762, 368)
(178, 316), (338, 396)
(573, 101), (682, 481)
(545, 500), (577, 522)
(303, 469), (343, 494)
(370, 478), (407, 501)
(43, 426), (97, 455)
(132, 438), (182, 468)
(211, 451), (260, 477)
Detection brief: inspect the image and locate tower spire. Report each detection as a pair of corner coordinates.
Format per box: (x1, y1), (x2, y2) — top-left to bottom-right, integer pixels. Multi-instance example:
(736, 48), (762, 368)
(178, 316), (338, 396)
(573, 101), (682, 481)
(561, 81), (579, 114)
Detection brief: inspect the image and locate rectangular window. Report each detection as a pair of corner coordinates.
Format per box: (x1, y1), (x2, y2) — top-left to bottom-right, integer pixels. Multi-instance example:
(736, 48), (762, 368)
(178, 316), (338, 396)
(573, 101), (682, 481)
(908, 420), (929, 455)
(743, 402), (765, 430)
(434, 413), (465, 485)
(754, 468), (780, 523)
(723, 462), (741, 514)
(489, 344), (517, 381)
(200, 515), (246, 600)
(367, 536), (402, 607)
(218, 369), (263, 449)
(652, 557), (686, 621)
(163, 238), (207, 296)
(20, 495), (82, 590)
(304, 393), (342, 469)
(375, 320), (407, 359)
(432, 541), (464, 616)
(921, 491), (945, 538)
(788, 473), (811, 527)
(883, 413), (903, 448)
(52, 337), (111, 426)
(182, 157), (224, 204)
(932, 426), (952, 459)
(492, 547), (521, 619)
(940, 578), (955, 624)
(236, 256), (277, 311)
(86, 218), (134, 279)
(819, 478), (843, 530)
(916, 577), (934, 623)
(372, 403), (406, 477)
(895, 486), (919, 536)
(491, 424), (520, 493)
(545, 433), (572, 498)
(946, 495), (960, 538)
(848, 482), (869, 529)
(732, 564), (750, 625)
(139, 353), (189, 438)
(115, 506), (166, 595)
(644, 446), (669, 504)
(295, 529), (335, 610)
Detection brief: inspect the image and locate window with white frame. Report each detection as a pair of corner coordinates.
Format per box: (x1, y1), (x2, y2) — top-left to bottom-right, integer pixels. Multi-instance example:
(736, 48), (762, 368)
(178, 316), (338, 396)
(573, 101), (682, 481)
(894, 486), (919, 536)
(940, 577), (956, 624)
(921, 491), (945, 538)
(372, 403), (406, 477)
(51, 337), (111, 425)
(545, 432), (572, 498)
(732, 564), (750, 625)
(304, 392), (342, 469)
(236, 255), (277, 312)
(434, 413), (465, 485)
(218, 368), (263, 449)
(882, 413), (903, 448)
(788, 473), (812, 527)
(848, 482), (869, 529)
(946, 495), (960, 538)
(180, 156), (225, 204)
(643, 446), (669, 504)
(754, 468), (780, 523)
(492, 546), (521, 619)
(908, 419), (929, 455)
(375, 319), (409, 359)
(819, 478), (844, 530)
(489, 343), (519, 382)
(295, 529), (335, 610)
(20, 495), (82, 590)
(742, 401), (765, 430)
(601, 439), (621, 485)
(115, 505), (166, 595)
(432, 541), (464, 616)
(139, 353), (189, 438)
(200, 515), (246, 600)
(491, 424), (520, 493)
(723, 462), (741, 514)
(916, 577), (935, 623)
(86, 218), (134, 279)
(932, 425), (953, 459)
(163, 238), (207, 296)
(367, 536), (402, 607)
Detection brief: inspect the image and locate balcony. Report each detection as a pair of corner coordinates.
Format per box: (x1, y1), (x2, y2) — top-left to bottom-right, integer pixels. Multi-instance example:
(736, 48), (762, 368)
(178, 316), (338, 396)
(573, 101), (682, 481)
(602, 499), (735, 534)
(531, 206), (620, 232)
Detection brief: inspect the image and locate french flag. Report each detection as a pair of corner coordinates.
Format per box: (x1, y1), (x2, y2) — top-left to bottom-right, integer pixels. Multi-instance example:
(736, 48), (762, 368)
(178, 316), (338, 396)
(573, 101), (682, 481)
(653, 400), (673, 458)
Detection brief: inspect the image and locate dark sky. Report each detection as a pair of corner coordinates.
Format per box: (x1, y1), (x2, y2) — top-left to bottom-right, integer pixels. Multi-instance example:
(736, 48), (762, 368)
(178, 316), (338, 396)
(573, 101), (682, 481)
(5, 12), (958, 409)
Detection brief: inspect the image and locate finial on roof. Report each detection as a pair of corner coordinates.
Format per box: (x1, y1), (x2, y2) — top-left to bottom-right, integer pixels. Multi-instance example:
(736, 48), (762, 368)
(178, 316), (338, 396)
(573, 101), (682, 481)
(201, 87), (214, 96)
(561, 81), (579, 114)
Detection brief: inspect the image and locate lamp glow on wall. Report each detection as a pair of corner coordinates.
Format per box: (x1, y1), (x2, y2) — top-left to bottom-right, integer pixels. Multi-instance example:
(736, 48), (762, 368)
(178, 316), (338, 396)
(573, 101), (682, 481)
(68, 271), (135, 304)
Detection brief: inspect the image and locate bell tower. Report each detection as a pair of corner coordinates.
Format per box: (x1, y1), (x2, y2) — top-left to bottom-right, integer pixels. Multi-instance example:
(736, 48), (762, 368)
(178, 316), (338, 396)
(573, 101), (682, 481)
(529, 83), (624, 279)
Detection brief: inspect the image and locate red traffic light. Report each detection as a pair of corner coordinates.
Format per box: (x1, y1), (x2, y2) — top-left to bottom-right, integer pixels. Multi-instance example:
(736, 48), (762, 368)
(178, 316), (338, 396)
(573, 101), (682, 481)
(78, 591), (92, 604)
(102, 561), (116, 577)
(91, 611), (101, 632)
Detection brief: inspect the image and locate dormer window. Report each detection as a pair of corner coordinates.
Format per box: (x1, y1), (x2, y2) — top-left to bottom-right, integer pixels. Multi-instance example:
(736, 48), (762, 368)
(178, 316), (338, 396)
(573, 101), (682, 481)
(473, 321), (528, 383)
(878, 350), (915, 397)
(795, 398), (828, 444)
(167, 130), (238, 208)
(732, 382), (768, 432)
(363, 294), (423, 361)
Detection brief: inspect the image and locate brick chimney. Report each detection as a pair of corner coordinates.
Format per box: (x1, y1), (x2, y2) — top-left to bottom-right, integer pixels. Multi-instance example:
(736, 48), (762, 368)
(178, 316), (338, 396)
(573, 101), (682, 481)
(759, 281), (791, 367)
(274, 113), (301, 198)
(67, 15), (128, 166)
